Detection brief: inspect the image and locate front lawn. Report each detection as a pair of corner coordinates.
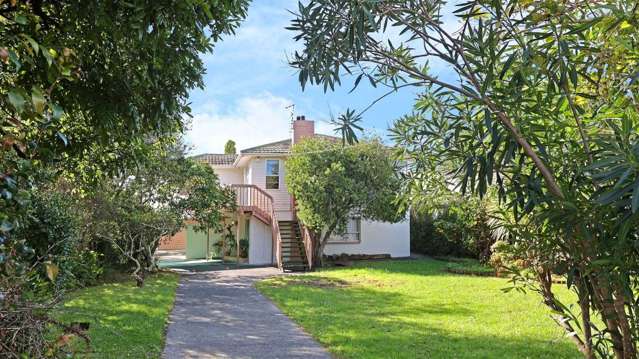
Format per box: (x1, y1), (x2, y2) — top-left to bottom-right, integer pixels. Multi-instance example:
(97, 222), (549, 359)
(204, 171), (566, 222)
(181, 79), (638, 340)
(257, 259), (580, 359)
(54, 272), (179, 358)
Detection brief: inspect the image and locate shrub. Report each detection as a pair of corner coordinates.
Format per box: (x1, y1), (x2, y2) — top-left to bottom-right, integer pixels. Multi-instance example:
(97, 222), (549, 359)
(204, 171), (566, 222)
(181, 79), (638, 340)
(411, 197), (496, 261)
(15, 190), (103, 294)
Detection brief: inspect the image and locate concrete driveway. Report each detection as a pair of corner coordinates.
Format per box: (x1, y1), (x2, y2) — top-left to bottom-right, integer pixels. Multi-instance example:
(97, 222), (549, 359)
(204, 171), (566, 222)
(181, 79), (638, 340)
(162, 267), (332, 359)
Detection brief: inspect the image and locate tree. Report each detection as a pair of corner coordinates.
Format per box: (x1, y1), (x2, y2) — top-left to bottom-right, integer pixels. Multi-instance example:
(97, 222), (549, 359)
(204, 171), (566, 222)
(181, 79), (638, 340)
(224, 140), (237, 154)
(285, 138), (404, 267)
(1, 0), (249, 281)
(289, 1), (639, 357)
(1, 1), (248, 355)
(88, 142), (235, 286)
(182, 161), (236, 260)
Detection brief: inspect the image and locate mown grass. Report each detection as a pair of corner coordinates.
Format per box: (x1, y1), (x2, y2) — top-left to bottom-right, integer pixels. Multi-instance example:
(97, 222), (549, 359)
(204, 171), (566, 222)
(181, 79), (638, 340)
(54, 272), (179, 358)
(257, 259), (581, 359)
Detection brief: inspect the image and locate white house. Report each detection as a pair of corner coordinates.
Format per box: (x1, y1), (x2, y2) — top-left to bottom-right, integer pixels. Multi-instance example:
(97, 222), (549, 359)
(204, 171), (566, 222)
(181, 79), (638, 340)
(161, 116), (410, 270)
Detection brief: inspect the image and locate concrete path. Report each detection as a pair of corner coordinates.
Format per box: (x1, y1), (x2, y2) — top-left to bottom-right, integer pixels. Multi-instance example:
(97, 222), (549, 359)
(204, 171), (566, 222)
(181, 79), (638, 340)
(162, 267), (332, 359)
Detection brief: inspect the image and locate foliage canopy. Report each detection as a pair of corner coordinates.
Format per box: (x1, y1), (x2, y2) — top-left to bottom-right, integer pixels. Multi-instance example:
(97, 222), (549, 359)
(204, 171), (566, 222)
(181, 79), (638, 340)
(289, 0), (639, 357)
(286, 137), (404, 266)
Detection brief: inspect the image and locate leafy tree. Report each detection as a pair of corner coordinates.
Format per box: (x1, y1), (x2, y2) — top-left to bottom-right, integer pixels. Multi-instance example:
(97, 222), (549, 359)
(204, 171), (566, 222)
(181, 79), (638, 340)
(224, 140), (237, 154)
(1, 0), (249, 283)
(285, 138), (404, 267)
(88, 142), (235, 286)
(289, 1), (639, 357)
(182, 161), (236, 260)
(1, 1), (248, 355)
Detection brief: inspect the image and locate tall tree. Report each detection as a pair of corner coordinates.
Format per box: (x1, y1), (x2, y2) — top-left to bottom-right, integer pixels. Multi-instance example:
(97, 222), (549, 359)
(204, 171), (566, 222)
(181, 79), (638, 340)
(224, 140), (237, 154)
(285, 138), (404, 267)
(0, 1), (248, 355)
(0, 0), (248, 277)
(288, 1), (639, 357)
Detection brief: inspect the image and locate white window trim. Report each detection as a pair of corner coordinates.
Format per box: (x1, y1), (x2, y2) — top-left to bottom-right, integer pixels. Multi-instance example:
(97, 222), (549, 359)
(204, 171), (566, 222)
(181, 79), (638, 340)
(265, 159), (280, 189)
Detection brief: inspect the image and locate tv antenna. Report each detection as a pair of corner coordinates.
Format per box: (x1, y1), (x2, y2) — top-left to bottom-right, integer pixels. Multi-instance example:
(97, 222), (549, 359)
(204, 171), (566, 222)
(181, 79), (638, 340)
(286, 104), (295, 132)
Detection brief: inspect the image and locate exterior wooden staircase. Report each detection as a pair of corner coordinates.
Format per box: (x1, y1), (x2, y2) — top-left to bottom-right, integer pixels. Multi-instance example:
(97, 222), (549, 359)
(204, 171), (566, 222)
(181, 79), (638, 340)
(278, 220), (308, 272)
(231, 184), (311, 271)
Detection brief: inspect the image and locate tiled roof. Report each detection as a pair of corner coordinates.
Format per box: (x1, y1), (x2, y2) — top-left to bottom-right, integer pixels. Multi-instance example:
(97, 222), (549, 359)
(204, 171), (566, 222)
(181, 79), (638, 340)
(192, 153), (237, 166)
(240, 139), (291, 154)
(240, 134), (339, 154)
(192, 135), (341, 166)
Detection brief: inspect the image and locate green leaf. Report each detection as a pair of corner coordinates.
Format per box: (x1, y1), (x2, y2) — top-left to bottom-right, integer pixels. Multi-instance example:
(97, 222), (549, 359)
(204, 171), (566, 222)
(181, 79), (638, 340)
(31, 87), (46, 114)
(21, 34), (39, 54)
(14, 14), (27, 25)
(42, 48), (53, 66)
(499, 52), (516, 79)
(8, 89), (26, 113)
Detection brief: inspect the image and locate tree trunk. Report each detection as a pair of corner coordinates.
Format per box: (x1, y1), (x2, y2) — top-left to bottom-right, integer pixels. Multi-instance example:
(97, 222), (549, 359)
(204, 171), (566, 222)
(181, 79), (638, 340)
(537, 269), (589, 356)
(311, 222), (339, 269)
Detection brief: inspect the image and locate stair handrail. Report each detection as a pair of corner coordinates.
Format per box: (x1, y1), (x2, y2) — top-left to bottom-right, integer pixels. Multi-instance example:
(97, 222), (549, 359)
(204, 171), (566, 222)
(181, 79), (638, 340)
(292, 196), (314, 270)
(296, 221), (314, 270)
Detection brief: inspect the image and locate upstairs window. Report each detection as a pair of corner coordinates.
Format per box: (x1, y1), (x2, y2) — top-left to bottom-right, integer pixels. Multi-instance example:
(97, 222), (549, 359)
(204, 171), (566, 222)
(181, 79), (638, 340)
(265, 160), (280, 189)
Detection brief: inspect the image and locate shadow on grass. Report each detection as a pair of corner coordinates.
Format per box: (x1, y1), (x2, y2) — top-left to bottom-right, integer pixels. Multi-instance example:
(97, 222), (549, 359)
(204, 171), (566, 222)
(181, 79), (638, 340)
(259, 271), (580, 359)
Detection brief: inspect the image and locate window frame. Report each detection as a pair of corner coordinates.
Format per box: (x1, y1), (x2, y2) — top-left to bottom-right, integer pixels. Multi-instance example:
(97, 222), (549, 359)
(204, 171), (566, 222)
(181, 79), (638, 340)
(265, 159), (280, 189)
(327, 216), (362, 244)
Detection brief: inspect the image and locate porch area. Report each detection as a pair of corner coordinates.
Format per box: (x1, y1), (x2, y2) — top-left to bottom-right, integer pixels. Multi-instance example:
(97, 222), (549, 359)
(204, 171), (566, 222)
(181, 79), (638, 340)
(159, 184), (313, 271)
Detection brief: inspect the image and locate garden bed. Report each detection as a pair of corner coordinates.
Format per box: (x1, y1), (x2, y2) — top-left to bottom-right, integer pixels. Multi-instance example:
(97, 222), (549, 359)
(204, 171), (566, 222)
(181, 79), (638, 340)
(438, 258), (497, 277)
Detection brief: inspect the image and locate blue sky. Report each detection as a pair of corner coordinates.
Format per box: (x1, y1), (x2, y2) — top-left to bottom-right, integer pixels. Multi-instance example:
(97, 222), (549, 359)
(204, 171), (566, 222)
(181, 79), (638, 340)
(185, 0), (455, 154)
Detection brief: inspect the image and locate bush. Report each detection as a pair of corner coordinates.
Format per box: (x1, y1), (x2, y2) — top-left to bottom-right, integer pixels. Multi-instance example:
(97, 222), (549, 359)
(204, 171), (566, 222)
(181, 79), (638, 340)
(411, 197), (495, 261)
(15, 190), (103, 295)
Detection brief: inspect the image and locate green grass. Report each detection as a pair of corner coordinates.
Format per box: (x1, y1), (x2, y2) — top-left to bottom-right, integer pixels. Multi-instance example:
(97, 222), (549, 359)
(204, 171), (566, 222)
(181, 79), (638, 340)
(257, 259), (580, 359)
(54, 272), (179, 358)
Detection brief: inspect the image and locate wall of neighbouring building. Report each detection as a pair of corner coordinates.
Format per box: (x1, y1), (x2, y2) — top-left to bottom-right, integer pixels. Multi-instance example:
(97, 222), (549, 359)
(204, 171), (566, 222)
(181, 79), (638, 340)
(323, 217), (411, 258)
(159, 228), (186, 250)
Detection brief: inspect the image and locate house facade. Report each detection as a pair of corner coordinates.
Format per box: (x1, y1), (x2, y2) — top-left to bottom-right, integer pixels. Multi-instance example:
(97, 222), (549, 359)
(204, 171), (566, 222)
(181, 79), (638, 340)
(161, 116), (410, 269)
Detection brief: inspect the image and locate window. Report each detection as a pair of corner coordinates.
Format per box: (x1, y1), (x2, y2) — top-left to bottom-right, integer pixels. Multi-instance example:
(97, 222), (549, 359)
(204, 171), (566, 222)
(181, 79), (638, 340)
(265, 159), (280, 189)
(328, 217), (361, 243)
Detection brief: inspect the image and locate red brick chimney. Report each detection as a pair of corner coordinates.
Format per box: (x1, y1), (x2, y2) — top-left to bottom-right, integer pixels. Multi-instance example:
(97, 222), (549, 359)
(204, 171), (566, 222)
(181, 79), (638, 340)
(292, 115), (315, 144)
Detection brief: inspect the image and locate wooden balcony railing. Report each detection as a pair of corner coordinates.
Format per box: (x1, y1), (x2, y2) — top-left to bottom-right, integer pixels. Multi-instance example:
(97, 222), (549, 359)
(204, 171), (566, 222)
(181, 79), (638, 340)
(231, 184), (273, 224)
(230, 184), (282, 268)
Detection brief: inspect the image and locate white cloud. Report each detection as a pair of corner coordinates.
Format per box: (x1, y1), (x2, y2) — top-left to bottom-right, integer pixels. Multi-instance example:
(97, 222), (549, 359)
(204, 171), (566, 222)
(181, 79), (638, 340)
(184, 92), (334, 154)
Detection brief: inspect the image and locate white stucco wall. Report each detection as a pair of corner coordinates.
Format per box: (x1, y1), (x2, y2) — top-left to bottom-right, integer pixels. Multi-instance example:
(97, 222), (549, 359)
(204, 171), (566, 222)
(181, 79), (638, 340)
(248, 217), (273, 265)
(214, 167), (243, 186)
(323, 218), (411, 258)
